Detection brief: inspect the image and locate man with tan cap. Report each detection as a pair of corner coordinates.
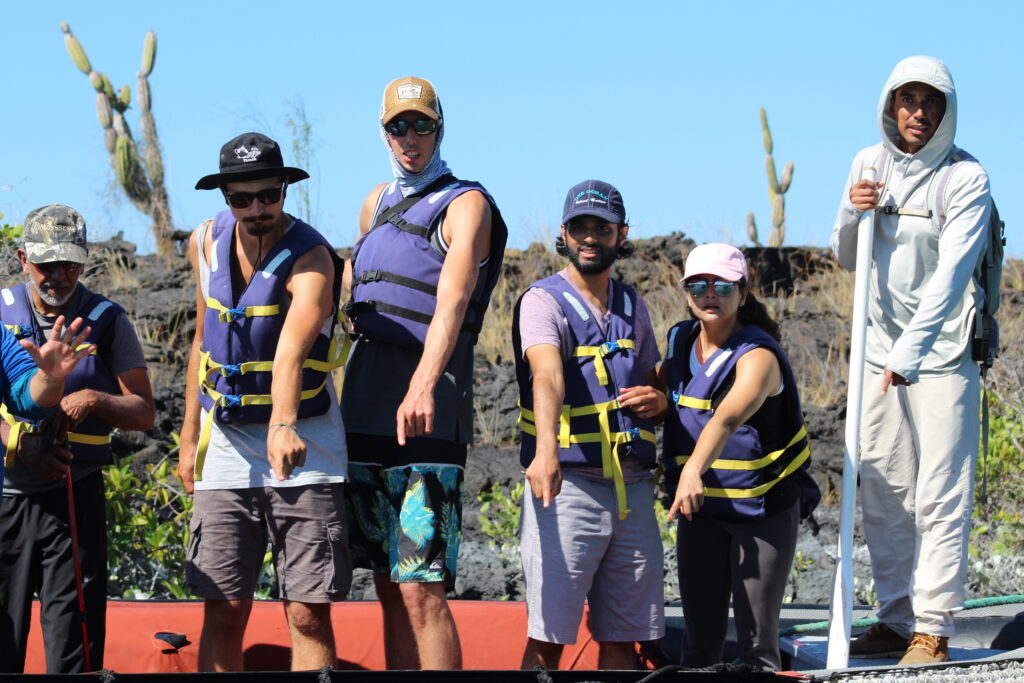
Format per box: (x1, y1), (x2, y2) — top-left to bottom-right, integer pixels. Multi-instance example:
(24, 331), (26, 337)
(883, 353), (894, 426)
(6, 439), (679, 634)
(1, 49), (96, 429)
(0, 204), (154, 673)
(342, 77), (507, 670)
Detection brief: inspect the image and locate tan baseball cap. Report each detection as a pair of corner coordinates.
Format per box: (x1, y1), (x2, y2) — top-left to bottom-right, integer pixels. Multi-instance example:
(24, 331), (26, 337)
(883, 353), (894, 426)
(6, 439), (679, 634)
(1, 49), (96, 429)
(381, 76), (441, 123)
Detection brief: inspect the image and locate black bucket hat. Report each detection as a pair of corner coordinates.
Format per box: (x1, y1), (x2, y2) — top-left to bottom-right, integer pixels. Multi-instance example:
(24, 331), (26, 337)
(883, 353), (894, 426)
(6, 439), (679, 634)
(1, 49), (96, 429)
(195, 132), (309, 190)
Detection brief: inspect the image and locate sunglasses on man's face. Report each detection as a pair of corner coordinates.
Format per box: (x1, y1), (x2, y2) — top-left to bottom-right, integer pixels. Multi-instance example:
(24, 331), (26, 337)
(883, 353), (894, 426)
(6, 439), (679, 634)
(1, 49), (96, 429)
(223, 183), (286, 209)
(383, 117), (440, 137)
(683, 280), (738, 297)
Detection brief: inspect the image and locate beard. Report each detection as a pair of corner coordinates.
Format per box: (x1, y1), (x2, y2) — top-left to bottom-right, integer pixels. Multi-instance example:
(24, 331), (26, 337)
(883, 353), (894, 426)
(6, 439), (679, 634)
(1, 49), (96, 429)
(29, 278), (75, 308)
(242, 213), (277, 236)
(569, 243), (618, 275)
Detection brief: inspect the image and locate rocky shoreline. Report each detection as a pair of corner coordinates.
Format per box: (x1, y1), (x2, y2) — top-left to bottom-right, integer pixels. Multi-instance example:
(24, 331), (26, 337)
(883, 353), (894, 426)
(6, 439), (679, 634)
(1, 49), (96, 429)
(15, 232), (1019, 606)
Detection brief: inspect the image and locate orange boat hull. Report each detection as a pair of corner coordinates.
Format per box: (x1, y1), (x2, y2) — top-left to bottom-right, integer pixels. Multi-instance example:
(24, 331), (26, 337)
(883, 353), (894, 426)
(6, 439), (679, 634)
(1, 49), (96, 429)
(24, 600), (603, 673)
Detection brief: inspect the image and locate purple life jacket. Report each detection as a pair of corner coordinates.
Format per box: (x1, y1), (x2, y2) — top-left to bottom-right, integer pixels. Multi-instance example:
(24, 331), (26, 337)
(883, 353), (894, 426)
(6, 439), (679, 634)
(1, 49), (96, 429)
(513, 274), (656, 470)
(662, 320), (811, 520)
(346, 176), (508, 349)
(198, 210), (343, 424)
(0, 284), (121, 465)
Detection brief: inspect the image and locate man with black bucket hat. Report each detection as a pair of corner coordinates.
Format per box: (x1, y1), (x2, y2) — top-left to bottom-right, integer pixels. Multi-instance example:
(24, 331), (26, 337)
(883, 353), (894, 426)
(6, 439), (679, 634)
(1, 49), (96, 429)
(180, 133), (350, 671)
(0, 204), (154, 674)
(341, 76), (507, 670)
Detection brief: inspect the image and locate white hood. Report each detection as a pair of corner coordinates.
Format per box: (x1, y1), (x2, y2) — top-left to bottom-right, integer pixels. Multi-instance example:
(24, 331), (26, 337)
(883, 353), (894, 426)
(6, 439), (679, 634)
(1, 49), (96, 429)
(877, 55), (957, 178)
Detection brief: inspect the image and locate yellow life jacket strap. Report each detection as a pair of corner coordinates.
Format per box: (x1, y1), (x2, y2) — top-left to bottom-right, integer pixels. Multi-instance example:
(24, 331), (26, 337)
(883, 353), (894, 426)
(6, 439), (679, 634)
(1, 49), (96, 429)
(573, 339), (635, 386)
(673, 393), (712, 410)
(67, 432), (113, 446)
(1, 404), (111, 467)
(4, 419), (25, 468)
(673, 425), (808, 471)
(672, 426), (811, 499)
(206, 296), (280, 324)
(519, 399), (656, 520)
(2, 404), (34, 467)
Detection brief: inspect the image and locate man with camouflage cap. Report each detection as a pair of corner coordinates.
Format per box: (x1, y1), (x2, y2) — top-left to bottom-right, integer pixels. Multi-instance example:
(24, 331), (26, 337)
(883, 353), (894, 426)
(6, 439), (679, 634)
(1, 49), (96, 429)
(0, 204), (155, 673)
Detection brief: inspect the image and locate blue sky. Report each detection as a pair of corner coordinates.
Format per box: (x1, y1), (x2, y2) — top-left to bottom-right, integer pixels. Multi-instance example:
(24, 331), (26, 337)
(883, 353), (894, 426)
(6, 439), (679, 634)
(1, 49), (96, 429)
(3, 1), (1021, 255)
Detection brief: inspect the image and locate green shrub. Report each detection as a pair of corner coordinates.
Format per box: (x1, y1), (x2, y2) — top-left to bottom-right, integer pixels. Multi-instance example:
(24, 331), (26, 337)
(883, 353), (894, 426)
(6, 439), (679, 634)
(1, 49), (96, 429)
(477, 481), (524, 547)
(105, 436), (275, 599)
(972, 393), (1024, 555)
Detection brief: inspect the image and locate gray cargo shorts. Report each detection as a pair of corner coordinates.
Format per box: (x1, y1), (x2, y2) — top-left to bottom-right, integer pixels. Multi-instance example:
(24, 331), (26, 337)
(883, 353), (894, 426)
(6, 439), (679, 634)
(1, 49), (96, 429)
(520, 471), (665, 644)
(186, 483), (351, 603)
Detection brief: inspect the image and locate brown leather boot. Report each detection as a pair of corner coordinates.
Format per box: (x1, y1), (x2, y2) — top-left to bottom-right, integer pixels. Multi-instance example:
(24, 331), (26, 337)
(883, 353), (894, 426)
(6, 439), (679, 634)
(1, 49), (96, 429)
(898, 632), (951, 665)
(850, 623), (911, 658)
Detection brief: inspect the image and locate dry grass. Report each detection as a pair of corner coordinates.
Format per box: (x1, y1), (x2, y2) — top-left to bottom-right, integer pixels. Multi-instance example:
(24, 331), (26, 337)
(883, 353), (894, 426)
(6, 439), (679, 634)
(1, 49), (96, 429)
(475, 245), (854, 409)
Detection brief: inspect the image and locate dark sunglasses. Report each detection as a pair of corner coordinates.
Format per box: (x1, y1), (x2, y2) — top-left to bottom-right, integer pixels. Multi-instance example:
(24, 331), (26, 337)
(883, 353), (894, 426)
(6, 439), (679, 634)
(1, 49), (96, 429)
(383, 117), (441, 137)
(683, 280), (738, 297)
(223, 183), (286, 209)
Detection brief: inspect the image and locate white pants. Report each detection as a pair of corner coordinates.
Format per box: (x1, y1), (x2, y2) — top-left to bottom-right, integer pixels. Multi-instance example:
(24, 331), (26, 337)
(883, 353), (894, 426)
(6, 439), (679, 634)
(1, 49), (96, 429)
(859, 362), (979, 637)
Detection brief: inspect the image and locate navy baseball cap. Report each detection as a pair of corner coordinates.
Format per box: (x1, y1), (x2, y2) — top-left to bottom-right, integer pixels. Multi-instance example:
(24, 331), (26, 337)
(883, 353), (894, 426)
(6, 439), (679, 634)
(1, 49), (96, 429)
(562, 179), (626, 224)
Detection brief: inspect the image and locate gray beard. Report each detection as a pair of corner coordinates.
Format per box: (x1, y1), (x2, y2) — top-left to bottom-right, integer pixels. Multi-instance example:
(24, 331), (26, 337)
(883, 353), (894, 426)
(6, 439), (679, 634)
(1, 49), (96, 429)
(29, 279), (74, 308)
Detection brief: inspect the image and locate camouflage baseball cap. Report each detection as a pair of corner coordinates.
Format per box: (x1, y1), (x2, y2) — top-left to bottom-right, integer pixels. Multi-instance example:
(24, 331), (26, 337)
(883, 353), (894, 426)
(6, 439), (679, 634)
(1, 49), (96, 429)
(22, 205), (88, 264)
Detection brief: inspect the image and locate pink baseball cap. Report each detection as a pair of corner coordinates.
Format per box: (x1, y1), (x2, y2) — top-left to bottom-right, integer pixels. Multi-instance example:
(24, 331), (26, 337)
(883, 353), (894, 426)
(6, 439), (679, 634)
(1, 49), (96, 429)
(682, 243), (748, 282)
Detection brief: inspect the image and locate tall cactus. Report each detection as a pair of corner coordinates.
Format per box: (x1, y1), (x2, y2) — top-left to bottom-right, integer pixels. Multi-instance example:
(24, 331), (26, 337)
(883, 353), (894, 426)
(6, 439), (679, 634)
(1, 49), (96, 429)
(749, 108), (794, 248)
(60, 22), (173, 256)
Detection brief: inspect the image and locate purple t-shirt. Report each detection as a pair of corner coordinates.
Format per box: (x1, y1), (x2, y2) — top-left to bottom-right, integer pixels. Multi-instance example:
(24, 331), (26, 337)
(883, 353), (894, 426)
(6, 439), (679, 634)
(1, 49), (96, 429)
(518, 268), (661, 481)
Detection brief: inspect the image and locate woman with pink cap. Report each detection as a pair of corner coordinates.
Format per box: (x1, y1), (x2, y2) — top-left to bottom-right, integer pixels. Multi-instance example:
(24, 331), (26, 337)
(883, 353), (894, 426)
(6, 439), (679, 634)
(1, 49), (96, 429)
(658, 243), (818, 670)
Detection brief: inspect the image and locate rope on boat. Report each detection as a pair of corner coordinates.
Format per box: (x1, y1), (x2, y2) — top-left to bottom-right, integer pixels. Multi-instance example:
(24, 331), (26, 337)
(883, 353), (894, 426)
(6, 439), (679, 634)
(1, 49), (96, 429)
(779, 595), (1024, 637)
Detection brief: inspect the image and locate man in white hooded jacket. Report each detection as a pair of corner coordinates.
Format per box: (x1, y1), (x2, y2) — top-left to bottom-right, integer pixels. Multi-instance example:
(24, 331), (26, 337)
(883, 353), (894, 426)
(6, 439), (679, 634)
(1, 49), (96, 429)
(831, 55), (992, 665)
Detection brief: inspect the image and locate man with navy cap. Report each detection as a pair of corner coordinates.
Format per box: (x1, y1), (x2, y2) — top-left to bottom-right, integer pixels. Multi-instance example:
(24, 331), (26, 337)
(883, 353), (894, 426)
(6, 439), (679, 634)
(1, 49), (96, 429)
(513, 180), (666, 670)
(180, 133), (350, 671)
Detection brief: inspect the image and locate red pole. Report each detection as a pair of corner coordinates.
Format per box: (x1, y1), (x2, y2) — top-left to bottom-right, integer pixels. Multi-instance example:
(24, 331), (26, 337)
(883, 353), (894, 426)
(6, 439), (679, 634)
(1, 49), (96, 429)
(65, 472), (93, 672)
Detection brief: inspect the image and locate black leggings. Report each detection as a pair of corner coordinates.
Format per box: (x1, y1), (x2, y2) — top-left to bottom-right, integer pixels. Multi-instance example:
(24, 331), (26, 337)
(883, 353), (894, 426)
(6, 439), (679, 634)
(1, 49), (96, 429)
(676, 501), (798, 671)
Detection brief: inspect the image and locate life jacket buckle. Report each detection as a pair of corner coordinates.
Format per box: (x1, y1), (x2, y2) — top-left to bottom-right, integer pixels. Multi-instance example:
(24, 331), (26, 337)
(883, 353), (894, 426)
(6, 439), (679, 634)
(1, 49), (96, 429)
(669, 390), (681, 404)
(600, 341), (621, 357)
(342, 300), (376, 319)
(626, 427), (641, 442)
(880, 205), (898, 215)
(219, 394), (242, 408)
(220, 307), (247, 323)
(219, 364), (242, 378)
(11, 326), (32, 340)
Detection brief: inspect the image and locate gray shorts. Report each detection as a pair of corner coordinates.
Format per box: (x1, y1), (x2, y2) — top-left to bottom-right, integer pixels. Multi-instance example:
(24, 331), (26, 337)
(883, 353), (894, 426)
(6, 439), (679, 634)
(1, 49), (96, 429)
(519, 472), (665, 644)
(186, 484), (352, 603)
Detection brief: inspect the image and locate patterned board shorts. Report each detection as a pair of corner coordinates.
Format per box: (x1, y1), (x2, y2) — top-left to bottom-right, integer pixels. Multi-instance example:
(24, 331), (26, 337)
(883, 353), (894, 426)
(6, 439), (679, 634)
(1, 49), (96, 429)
(346, 463), (463, 588)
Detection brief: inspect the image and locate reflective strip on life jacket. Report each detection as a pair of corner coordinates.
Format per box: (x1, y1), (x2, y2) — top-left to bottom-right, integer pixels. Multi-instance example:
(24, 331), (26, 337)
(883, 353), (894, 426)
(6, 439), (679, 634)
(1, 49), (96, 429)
(519, 400), (656, 520)
(672, 425), (810, 497)
(572, 339), (635, 386)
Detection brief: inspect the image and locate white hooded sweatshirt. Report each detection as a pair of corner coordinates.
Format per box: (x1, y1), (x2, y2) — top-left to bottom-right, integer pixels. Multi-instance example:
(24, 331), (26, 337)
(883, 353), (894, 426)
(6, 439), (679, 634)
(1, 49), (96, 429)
(831, 55), (992, 382)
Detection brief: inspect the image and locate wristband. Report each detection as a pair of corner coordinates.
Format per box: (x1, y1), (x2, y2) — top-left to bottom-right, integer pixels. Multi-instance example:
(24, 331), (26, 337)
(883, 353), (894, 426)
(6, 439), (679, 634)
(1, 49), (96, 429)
(270, 423), (303, 441)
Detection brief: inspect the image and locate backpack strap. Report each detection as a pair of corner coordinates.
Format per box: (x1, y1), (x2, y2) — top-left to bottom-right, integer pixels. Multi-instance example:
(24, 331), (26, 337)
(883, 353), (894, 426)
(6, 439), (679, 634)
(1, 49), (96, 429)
(873, 148), (932, 217)
(875, 147), (893, 198)
(930, 149), (966, 230)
